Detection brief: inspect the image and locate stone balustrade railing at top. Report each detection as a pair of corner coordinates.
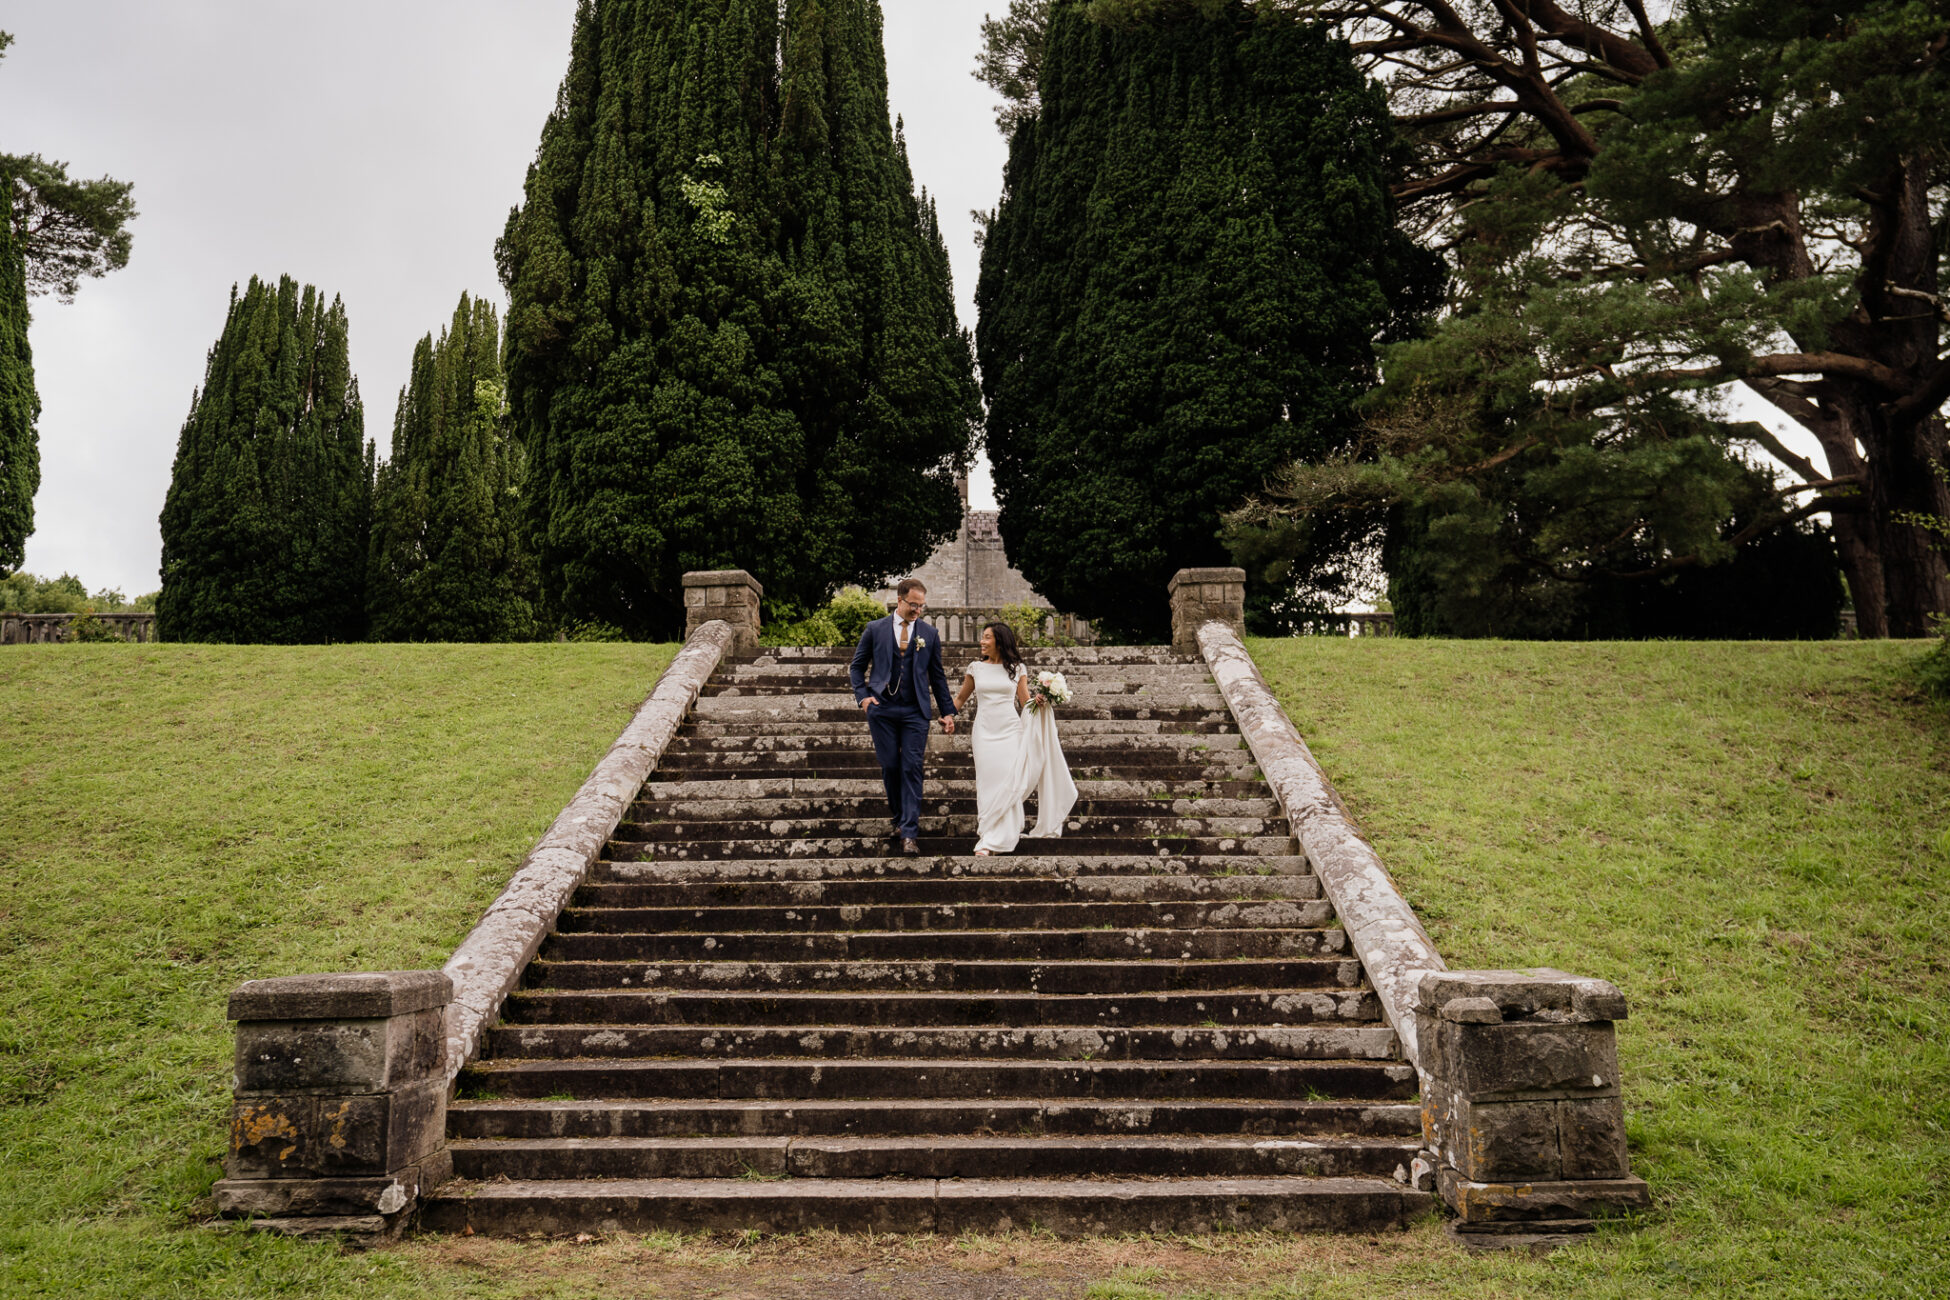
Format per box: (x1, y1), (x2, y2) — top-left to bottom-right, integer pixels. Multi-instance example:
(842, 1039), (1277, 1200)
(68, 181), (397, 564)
(2, 612), (158, 644)
(1173, 567), (1648, 1246)
(912, 606), (1096, 647)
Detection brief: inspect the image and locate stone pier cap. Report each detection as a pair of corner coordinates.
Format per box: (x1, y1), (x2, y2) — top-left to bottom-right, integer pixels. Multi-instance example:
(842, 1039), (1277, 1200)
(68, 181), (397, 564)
(1416, 969), (1628, 1026)
(228, 971), (452, 1023)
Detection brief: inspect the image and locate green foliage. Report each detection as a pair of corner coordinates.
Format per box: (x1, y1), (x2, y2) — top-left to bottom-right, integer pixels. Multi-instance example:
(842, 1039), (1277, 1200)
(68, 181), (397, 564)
(368, 294), (538, 642)
(976, 0), (1440, 640)
(64, 611), (118, 643)
(0, 569), (82, 613)
(824, 586), (884, 644)
(759, 585), (883, 646)
(997, 601), (1074, 647)
(1235, 0), (1948, 637)
(0, 570), (151, 616)
(972, 0), (1049, 133)
(156, 276), (374, 644)
(2, 152), (138, 304)
(498, 0), (979, 641)
(1916, 617), (1950, 699)
(0, 151), (37, 573)
(1, 30), (138, 306)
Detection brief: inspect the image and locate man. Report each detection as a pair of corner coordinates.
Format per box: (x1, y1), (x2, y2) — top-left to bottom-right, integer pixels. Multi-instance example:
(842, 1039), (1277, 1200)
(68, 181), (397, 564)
(849, 578), (956, 855)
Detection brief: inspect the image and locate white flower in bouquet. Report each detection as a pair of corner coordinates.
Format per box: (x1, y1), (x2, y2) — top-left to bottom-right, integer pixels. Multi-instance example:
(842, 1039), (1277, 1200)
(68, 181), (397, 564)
(1028, 669), (1072, 711)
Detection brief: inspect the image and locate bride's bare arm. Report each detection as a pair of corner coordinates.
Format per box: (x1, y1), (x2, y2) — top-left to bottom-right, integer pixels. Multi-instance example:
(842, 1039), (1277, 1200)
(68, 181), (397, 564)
(954, 670), (975, 712)
(1016, 670), (1030, 707)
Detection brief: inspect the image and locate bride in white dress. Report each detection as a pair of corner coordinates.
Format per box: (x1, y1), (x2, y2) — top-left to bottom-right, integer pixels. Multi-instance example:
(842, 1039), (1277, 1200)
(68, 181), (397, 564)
(952, 622), (1078, 855)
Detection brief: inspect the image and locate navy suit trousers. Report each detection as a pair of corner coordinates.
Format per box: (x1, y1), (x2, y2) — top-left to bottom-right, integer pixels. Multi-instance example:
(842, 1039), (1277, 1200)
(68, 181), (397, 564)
(866, 699), (929, 838)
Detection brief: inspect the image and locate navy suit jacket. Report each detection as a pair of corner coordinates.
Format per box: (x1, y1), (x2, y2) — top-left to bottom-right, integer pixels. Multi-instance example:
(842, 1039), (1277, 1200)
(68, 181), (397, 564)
(850, 615), (956, 721)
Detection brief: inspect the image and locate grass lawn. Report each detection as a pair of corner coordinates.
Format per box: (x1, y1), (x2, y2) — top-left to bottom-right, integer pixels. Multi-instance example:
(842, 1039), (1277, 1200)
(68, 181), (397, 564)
(1, 638), (1944, 1298)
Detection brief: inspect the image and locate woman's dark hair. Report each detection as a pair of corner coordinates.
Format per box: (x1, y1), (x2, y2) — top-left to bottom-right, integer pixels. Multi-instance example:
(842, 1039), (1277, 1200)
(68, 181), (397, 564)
(983, 622), (1024, 676)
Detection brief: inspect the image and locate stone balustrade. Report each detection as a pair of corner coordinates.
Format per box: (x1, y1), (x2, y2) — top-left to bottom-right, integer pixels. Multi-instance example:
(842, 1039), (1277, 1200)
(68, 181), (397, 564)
(1, 612), (158, 644)
(916, 606), (1095, 647)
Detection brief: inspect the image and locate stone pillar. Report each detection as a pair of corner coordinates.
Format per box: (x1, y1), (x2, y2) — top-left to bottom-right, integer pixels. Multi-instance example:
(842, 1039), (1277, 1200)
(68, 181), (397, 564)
(1416, 969), (1651, 1246)
(1168, 567), (1246, 654)
(683, 569), (764, 653)
(214, 971), (453, 1237)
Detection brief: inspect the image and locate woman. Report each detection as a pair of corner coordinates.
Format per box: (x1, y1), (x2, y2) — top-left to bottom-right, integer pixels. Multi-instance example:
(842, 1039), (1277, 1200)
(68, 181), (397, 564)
(952, 622), (1077, 855)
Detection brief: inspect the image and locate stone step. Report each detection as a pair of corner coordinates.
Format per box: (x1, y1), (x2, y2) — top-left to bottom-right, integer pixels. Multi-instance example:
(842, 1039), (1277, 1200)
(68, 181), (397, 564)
(482, 1024), (1399, 1062)
(665, 732), (1246, 756)
(418, 1175), (1433, 1236)
(712, 664), (1215, 683)
(752, 647), (1195, 666)
(639, 796), (1281, 821)
(707, 680), (1220, 698)
(521, 958), (1359, 994)
(686, 718), (1242, 738)
(459, 1057), (1421, 1101)
(556, 899), (1330, 934)
(691, 701), (1232, 723)
(447, 1134), (1418, 1182)
(639, 778), (1272, 802)
(615, 814), (1280, 843)
(573, 874), (1318, 909)
(447, 1097), (1424, 1140)
(590, 854), (1312, 883)
(500, 987), (1378, 1028)
(539, 927), (1348, 963)
(650, 758), (1260, 782)
(607, 835), (1296, 862)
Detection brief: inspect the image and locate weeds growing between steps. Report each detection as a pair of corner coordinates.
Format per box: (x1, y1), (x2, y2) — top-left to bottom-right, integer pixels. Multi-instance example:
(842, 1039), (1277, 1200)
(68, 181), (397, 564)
(0, 638), (1945, 1297)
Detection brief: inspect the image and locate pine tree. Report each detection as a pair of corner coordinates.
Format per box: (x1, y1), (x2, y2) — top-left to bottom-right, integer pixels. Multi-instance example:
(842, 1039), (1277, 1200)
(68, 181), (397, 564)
(498, 0), (977, 637)
(975, 1), (1438, 639)
(157, 276), (373, 643)
(368, 294), (537, 641)
(0, 159), (36, 574)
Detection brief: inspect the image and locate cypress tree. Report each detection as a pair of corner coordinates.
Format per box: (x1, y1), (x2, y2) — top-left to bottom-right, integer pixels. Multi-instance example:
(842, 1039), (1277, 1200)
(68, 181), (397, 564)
(975, 1), (1437, 639)
(499, 0), (977, 637)
(368, 294), (537, 641)
(157, 276), (373, 643)
(0, 162), (36, 574)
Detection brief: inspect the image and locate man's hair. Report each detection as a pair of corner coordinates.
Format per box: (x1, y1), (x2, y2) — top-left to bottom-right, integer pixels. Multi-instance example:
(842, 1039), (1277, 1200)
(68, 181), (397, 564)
(895, 578), (928, 601)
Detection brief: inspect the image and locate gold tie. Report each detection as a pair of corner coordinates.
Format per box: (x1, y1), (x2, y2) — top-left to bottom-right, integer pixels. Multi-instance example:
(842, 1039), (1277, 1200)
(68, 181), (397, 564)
(899, 620), (909, 652)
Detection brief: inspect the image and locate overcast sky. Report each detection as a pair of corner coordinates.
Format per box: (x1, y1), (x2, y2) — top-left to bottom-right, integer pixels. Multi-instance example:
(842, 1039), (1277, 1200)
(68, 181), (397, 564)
(2, 0), (1012, 597)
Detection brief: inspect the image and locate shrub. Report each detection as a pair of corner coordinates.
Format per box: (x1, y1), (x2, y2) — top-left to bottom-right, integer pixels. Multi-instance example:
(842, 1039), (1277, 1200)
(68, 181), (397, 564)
(1917, 618), (1950, 700)
(827, 588), (885, 645)
(66, 612), (120, 643)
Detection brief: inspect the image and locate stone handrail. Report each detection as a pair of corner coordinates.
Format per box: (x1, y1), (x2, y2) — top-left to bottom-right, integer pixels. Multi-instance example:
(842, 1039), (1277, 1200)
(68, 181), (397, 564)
(1196, 619), (1445, 1066)
(2, 611), (158, 644)
(439, 618), (735, 1075)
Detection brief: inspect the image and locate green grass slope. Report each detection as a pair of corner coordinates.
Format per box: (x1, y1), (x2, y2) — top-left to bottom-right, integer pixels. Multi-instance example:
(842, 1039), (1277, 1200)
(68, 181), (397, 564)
(1248, 638), (1949, 1297)
(0, 643), (676, 1296)
(0, 639), (1943, 1297)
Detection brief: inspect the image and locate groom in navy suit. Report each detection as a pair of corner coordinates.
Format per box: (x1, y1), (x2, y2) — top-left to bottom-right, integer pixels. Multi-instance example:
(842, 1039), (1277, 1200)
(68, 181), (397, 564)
(850, 578), (956, 855)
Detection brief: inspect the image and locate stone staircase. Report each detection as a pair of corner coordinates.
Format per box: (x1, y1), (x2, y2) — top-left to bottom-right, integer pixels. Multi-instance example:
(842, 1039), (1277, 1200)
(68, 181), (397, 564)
(421, 645), (1432, 1235)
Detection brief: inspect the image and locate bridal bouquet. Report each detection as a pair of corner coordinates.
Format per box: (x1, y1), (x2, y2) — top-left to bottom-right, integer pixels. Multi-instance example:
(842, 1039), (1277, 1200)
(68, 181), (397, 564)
(1027, 669), (1072, 712)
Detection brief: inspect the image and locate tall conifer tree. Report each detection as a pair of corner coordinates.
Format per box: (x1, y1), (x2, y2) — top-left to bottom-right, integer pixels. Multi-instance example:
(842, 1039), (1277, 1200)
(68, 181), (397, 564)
(368, 294), (537, 641)
(976, 1), (1437, 638)
(157, 276), (373, 643)
(499, 0), (977, 636)
(0, 160), (36, 574)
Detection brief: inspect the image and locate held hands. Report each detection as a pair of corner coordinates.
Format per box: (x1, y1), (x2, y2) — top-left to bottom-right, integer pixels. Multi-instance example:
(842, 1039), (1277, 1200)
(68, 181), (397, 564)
(941, 715), (955, 734)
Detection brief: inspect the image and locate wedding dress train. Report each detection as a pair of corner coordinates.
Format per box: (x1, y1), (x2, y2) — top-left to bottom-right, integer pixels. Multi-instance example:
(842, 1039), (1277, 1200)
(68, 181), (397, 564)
(968, 660), (1078, 855)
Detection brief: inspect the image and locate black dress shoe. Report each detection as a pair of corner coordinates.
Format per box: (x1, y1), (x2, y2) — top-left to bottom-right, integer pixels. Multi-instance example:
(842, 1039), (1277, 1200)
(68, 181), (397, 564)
(901, 837), (920, 855)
